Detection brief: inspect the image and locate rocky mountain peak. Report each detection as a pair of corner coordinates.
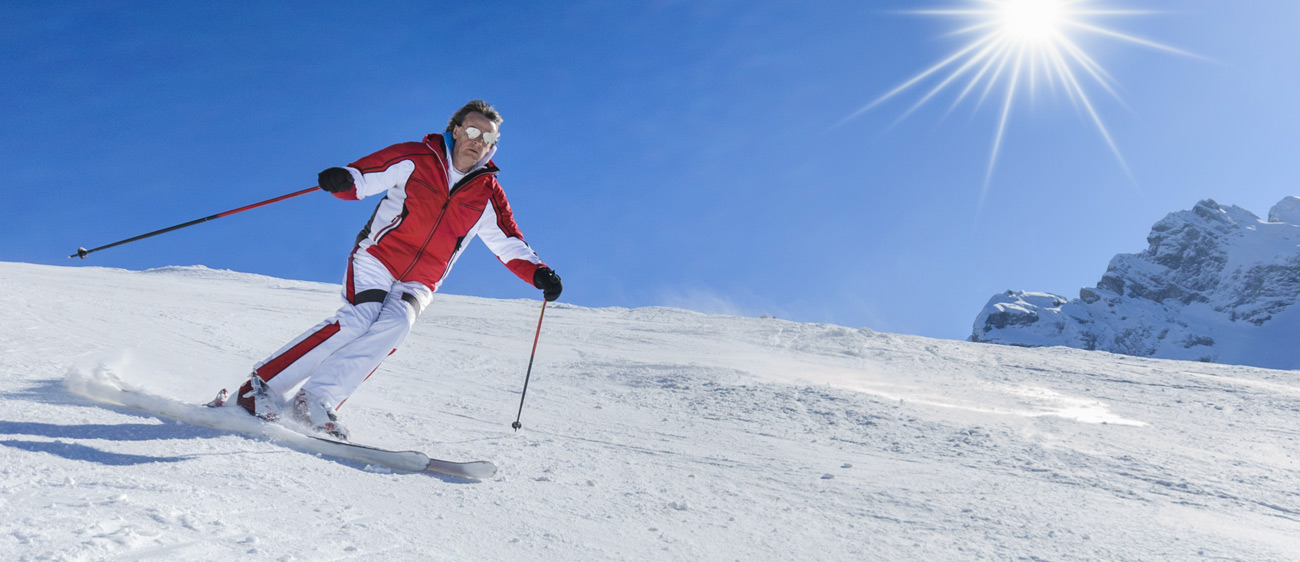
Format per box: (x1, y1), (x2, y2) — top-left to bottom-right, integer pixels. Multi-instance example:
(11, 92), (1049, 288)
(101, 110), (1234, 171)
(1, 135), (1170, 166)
(971, 197), (1300, 369)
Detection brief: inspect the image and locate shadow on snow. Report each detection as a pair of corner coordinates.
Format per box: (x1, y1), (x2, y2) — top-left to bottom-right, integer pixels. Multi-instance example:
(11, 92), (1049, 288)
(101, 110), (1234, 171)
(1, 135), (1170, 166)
(0, 439), (191, 466)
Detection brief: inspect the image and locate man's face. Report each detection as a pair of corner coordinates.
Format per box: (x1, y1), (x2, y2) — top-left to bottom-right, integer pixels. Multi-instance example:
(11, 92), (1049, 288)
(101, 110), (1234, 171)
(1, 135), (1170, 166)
(451, 111), (499, 173)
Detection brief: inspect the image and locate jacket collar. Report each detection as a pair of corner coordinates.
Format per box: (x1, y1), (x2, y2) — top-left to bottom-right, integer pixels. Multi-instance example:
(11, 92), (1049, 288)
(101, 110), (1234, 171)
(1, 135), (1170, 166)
(426, 132), (497, 175)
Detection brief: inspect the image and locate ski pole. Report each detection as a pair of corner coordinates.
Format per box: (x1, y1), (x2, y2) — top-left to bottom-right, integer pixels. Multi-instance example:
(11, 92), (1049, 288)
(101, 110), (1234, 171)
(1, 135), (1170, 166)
(511, 300), (549, 432)
(69, 186), (322, 259)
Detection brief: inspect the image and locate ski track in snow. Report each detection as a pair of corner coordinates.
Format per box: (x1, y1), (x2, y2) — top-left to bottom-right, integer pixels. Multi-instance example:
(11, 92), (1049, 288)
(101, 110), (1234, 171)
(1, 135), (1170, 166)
(1, 261), (1298, 561)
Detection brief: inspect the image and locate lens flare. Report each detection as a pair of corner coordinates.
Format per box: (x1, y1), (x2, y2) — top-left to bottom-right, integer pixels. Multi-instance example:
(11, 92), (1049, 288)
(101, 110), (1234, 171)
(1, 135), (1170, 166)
(841, 1), (1200, 206)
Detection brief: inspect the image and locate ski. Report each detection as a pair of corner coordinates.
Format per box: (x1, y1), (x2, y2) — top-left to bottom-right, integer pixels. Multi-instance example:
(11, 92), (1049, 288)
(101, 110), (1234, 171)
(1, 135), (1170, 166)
(303, 435), (498, 479)
(66, 371), (497, 479)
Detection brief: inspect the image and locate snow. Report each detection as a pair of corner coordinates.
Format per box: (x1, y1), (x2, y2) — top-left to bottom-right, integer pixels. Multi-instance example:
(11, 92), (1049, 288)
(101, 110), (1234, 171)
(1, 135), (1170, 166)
(2, 261), (1299, 561)
(1269, 196), (1300, 225)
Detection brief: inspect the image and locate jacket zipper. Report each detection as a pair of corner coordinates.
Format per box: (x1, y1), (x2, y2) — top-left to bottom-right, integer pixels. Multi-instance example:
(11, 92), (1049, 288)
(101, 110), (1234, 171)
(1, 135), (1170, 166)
(396, 166), (497, 281)
(398, 199), (449, 280)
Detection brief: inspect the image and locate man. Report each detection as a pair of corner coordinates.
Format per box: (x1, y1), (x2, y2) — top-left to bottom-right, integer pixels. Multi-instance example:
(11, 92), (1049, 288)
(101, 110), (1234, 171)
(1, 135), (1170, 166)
(220, 100), (562, 439)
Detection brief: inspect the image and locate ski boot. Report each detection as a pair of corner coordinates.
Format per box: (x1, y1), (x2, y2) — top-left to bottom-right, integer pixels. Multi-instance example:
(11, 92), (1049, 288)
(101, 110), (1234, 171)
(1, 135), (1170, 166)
(233, 374), (280, 421)
(292, 388), (350, 441)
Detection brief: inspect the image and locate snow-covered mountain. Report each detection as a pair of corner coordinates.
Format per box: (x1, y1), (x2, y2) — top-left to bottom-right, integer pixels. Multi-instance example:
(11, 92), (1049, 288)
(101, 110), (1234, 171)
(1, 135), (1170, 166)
(972, 197), (1300, 370)
(2, 261), (1299, 560)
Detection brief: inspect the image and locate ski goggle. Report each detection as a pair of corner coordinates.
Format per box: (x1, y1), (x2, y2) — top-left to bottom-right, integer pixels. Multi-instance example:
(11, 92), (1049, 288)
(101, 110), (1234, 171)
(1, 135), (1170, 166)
(463, 126), (499, 145)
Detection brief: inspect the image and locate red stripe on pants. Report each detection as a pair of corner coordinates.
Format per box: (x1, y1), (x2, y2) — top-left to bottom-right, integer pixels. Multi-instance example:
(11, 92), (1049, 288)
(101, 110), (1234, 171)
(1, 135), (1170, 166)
(256, 322), (342, 381)
(345, 253), (357, 303)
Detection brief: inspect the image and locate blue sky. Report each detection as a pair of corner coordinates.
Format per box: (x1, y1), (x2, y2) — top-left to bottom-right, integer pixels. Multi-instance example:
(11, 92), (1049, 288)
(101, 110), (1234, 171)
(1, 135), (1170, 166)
(4, 1), (1298, 341)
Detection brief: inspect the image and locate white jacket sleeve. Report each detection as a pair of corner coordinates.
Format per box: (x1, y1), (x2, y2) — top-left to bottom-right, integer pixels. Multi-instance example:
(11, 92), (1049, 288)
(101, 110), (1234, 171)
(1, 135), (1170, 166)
(467, 197), (544, 284)
(345, 160), (416, 199)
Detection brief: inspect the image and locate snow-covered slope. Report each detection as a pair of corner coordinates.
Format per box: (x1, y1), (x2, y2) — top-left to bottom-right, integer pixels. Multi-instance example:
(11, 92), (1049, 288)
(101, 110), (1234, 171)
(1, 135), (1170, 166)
(972, 197), (1300, 370)
(2, 261), (1298, 561)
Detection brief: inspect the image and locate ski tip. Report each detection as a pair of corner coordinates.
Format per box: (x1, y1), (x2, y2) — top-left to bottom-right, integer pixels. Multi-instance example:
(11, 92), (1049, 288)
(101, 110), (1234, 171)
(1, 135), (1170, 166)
(425, 461), (497, 480)
(204, 388), (229, 408)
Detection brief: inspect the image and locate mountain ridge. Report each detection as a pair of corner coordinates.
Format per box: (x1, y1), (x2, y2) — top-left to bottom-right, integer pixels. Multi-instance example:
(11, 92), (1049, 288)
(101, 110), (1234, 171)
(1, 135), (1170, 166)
(971, 196), (1300, 369)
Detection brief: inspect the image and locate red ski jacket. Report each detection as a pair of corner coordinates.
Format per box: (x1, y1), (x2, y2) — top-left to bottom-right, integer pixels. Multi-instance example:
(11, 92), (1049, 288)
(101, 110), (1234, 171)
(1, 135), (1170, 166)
(329, 133), (546, 292)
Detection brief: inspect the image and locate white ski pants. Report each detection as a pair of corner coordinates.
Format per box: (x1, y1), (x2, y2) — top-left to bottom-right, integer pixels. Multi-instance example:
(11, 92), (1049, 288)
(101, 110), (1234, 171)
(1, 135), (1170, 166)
(255, 249), (433, 408)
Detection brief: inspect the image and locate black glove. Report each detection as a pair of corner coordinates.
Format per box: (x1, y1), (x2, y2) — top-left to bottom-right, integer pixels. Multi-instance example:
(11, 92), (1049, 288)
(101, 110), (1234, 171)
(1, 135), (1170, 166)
(533, 267), (563, 302)
(318, 167), (355, 194)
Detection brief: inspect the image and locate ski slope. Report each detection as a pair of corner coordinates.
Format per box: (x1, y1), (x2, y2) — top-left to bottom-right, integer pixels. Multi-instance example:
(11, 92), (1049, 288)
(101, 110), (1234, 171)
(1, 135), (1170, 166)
(1, 261), (1298, 561)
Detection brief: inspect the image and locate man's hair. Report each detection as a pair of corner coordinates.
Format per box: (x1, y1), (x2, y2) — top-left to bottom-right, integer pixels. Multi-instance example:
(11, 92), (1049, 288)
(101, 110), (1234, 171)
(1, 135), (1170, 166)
(446, 100), (503, 132)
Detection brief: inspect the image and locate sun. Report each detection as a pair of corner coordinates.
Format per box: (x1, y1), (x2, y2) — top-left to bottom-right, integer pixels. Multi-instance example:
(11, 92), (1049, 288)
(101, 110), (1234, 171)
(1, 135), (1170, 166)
(999, 0), (1067, 42)
(841, 0), (1198, 204)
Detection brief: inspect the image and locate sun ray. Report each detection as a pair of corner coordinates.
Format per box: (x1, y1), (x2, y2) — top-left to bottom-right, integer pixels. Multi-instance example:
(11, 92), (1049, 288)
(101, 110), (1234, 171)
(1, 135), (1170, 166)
(899, 34), (1012, 123)
(1066, 20), (1205, 58)
(1056, 35), (1127, 106)
(950, 38), (1015, 114)
(844, 0), (1195, 191)
(946, 20), (1001, 37)
(834, 32), (1005, 128)
(975, 46), (1015, 111)
(982, 47), (1026, 205)
(1045, 40), (1082, 110)
(1044, 38), (1138, 186)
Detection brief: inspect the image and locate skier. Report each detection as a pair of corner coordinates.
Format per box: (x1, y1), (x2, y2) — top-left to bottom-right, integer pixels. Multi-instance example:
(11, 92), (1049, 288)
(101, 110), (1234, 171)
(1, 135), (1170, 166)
(224, 100), (562, 439)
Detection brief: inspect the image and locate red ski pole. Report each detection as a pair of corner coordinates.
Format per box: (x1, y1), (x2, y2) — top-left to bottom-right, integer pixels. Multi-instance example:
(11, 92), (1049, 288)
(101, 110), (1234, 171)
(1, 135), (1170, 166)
(511, 300), (549, 432)
(70, 186), (321, 259)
